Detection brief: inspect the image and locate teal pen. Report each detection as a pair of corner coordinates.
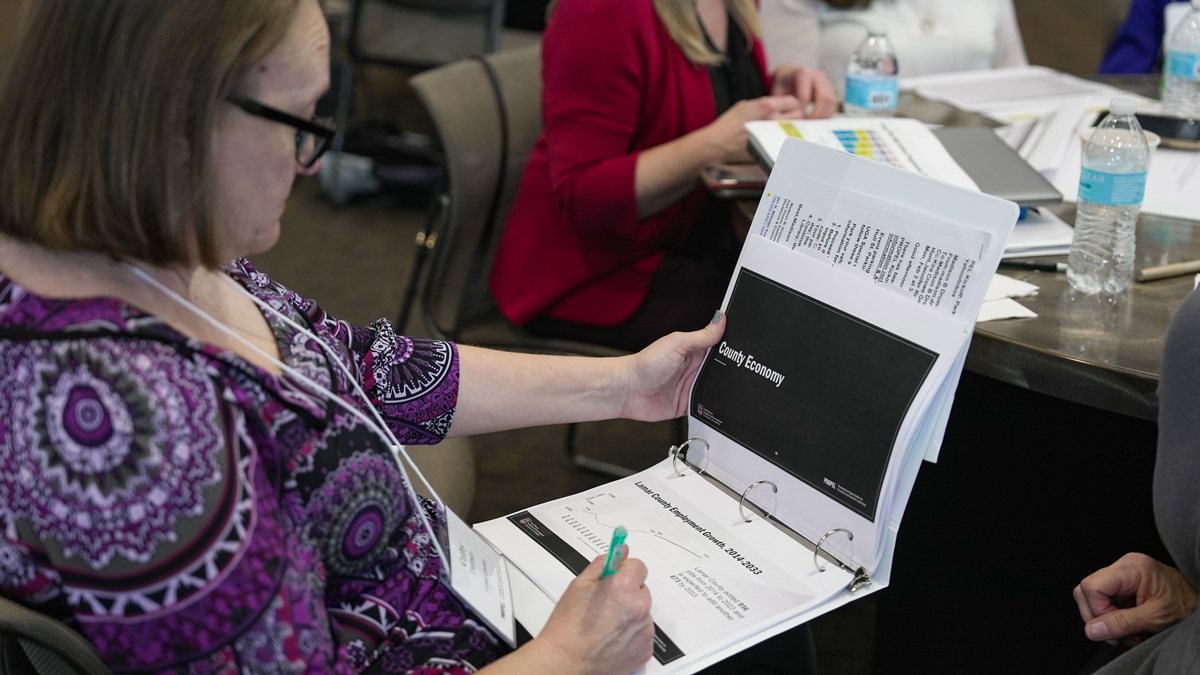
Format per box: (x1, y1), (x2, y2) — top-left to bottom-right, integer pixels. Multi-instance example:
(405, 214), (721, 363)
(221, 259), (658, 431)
(600, 526), (628, 578)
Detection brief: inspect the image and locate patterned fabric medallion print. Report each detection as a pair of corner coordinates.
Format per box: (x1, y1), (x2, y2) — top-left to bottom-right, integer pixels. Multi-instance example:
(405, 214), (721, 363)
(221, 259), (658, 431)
(309, 450), (409, 578)
(368, 323), (453, 404)
(0, 340), (222, 568)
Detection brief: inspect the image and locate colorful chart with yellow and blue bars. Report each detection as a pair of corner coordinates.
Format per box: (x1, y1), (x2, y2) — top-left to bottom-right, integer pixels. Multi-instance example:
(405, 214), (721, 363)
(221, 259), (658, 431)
(833, 129), (902, 166)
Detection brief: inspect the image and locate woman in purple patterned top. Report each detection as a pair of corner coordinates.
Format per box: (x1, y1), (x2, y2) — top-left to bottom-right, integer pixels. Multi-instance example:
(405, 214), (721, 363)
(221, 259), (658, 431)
(0, 1), (727, 673)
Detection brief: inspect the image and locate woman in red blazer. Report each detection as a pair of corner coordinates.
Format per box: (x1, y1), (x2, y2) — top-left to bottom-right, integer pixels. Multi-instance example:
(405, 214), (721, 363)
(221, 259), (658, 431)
(490, 0), (835, 351)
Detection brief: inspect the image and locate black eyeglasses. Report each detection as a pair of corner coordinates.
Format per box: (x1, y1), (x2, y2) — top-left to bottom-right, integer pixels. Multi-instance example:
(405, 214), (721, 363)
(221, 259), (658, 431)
(226, 94), (337, 168)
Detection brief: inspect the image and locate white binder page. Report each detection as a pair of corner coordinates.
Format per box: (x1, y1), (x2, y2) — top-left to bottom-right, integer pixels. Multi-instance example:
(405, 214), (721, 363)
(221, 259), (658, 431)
(745, 117), (978, 190)
(755, 171), (990, 319)
(687, 235), (964, 572)
(474, 460), (852, 675)
(759, 139), (1018, 329)
(686, 140), (1015, 571)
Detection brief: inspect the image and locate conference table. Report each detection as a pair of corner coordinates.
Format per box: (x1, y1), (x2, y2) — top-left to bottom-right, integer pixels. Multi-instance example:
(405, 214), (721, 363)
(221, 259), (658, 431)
(865, 83), (1193, 674)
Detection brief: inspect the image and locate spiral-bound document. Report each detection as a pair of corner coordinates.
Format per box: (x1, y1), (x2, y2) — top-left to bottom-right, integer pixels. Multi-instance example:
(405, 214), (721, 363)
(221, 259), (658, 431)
(474, 139), (1019, 674)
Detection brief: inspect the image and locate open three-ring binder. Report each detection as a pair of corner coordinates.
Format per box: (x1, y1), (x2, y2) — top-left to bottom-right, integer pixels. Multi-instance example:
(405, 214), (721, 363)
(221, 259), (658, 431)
(468, 139), (1019, 674)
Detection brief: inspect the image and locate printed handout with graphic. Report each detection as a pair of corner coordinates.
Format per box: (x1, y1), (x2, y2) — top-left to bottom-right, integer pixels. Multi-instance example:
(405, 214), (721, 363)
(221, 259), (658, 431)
(690, 269), (937, 520)
(492, 474), (816, 669)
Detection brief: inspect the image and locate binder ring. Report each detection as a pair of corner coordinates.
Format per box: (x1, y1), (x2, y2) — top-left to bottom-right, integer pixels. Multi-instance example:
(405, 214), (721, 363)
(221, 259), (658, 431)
(816, 528), (854, 569)
(670, 438), (708, 476)
(813, 528), (854, 573)
(738, 480), (778, 522)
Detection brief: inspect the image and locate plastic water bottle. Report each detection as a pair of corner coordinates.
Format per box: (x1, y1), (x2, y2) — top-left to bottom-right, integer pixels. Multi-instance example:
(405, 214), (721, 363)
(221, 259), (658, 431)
(844, 23), (898, 117)
(1163, 0), (1200, 118)
(1067, 98), (1149, 295)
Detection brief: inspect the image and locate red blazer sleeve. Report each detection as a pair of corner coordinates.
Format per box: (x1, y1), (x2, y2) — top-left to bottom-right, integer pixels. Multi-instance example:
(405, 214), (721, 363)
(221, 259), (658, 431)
(541, 0), (664, 242)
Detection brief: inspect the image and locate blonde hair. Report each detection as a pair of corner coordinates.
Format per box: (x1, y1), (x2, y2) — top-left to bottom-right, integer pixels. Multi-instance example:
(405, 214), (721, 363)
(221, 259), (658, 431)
(0, 0), (300, 269)
(652, 0), (761, 66)
(546, 0), (761, 66)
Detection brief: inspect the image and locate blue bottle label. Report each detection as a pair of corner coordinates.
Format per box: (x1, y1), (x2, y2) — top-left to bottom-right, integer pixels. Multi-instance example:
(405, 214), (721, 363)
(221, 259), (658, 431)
(1167, 50), (1200, 81)
(845, 74), (898, 110)
(1078, 168), (1147, 206)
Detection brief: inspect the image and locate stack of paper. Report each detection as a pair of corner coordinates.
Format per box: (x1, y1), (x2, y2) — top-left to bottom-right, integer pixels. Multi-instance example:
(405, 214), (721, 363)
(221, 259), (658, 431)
(904, 66), (1200, 221)
(1003, 208), (1074, 258)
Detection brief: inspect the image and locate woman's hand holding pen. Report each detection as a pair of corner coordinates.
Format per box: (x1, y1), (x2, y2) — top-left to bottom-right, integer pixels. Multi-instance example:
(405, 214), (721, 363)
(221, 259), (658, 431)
(535, 550), (654, 675)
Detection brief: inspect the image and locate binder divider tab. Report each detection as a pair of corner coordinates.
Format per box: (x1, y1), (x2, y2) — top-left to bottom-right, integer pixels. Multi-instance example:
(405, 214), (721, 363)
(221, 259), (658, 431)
(669, 437), (872, 593)
(738, 480), (778, 522)
(814, 528), (871, 593)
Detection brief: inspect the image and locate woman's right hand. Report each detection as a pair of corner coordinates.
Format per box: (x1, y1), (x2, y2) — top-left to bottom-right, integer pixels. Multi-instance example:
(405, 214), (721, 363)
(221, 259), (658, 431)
(535, 550), (655, 675)
(702, 95), (804, 164)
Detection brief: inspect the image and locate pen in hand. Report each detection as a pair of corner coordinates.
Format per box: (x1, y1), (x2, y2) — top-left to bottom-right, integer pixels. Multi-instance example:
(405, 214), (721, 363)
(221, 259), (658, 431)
(600, 526), (628, 579)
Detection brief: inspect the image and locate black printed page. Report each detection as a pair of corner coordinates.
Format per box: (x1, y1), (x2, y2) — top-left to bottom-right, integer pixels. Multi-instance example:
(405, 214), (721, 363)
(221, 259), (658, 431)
(691, 267), (936, 521)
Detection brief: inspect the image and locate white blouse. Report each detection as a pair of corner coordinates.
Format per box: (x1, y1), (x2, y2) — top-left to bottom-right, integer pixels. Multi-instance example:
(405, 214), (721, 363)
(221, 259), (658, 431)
(759, 0), (1029, 97)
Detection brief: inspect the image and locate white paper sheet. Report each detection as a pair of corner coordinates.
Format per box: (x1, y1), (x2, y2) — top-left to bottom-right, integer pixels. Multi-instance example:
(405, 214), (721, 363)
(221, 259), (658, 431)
(985, 274), (1040, 301)
(1003, 208), (1074, 258)
(475, 459), (858, 675)
(978, 298), (1038, 322)
(745, 117), (979, 190)
(755, 176), (990, 318)
(902, 66), (1125, 110)
(447, 509), (516, 646)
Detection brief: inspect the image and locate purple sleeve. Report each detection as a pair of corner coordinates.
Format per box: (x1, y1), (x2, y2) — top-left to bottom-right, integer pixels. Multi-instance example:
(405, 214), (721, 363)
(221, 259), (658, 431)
(234, 260), (460, 445)
(289, 305), (460, 446)
(1100, 0), (1175, 73)
(351, 319), (459, 445)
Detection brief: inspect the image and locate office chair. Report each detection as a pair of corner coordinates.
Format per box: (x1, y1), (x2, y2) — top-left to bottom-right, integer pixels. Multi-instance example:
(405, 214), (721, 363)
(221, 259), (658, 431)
(407, 46), (642, 477)
(328, 0), (540, 199)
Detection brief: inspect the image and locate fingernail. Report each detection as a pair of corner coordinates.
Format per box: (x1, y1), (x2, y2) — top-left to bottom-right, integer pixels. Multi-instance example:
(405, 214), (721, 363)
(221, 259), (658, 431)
(1087, 622), (1110, 640)
(711, 311), (722, 324)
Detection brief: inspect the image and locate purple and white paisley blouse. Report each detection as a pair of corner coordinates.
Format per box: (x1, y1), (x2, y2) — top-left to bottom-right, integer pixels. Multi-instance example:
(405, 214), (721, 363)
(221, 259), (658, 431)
(0, 260), (506, 674)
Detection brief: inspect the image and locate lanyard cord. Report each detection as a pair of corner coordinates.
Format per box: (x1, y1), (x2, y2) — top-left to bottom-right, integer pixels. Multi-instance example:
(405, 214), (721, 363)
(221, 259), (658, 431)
(216, 274), (443, 502)
(126, 264), (450, 571)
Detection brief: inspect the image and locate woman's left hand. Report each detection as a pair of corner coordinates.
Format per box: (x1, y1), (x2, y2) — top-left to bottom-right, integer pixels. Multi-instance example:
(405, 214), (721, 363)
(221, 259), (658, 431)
(619, 311), (726, 421)
(771, 66), (838, 119)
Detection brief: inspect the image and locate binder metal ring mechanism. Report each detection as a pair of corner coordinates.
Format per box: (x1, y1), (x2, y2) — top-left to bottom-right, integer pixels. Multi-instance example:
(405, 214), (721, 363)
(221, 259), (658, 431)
(672, 439), (873, 593)
(669, 437), (708, 476)
(738, 480), (778, 523)
(814, 528), (871, 592)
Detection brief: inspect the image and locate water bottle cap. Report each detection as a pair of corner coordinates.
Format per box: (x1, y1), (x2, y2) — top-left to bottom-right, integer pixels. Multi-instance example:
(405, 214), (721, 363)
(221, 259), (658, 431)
(1109, 98), (1138, 116)
(867, 22), (888, 36)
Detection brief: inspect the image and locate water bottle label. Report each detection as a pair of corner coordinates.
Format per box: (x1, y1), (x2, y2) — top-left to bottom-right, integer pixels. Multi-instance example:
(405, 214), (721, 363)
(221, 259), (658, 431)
(845, 74), (898, 110)
(1166, 50), (1200, 81)
(1078, 168), (1147, 206)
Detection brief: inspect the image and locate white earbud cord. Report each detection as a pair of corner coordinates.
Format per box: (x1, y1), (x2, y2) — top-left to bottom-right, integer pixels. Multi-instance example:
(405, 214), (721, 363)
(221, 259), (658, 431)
(126, 264), (450, 572)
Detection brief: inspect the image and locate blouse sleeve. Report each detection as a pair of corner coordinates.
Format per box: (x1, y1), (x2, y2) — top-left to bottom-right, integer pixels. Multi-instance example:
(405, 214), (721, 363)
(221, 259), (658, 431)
(238, 261), (460, 446)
